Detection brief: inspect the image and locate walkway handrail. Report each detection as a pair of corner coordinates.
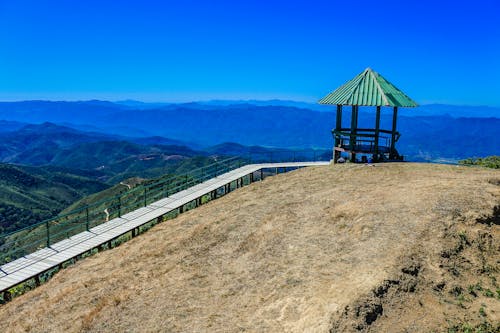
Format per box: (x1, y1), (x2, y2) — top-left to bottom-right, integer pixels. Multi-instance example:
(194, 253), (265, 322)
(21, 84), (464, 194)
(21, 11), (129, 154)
(0, 156), (244, 265)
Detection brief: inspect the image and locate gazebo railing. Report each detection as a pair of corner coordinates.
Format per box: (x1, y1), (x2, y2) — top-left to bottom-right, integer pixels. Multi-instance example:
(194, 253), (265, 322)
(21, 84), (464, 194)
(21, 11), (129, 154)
(332, 128), (399, 153)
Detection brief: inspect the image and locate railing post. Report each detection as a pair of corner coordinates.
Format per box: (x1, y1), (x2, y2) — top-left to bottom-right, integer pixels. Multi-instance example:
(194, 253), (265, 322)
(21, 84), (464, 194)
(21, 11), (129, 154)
(118, 196), (121, 217)
(46, 221), (50, 248)
(86, 207), (89, 231)
(143, 187), (147, 207)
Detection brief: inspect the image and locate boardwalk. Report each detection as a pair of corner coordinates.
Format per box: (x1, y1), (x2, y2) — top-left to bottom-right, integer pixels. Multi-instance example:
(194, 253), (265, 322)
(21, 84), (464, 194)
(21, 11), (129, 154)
(0, 161), (328, 297)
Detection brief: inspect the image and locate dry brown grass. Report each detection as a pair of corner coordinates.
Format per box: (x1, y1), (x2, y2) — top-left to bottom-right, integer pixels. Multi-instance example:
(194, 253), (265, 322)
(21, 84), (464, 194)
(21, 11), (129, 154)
(0, 163), (499, 332)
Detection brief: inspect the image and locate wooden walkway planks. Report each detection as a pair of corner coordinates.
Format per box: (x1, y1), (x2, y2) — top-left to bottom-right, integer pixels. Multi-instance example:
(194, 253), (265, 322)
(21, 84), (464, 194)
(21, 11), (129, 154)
(0, 161), (328, 294)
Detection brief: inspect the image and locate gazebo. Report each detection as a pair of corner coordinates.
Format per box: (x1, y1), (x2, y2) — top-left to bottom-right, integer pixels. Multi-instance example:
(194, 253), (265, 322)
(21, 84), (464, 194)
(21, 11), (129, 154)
(319, 68), (418, 163)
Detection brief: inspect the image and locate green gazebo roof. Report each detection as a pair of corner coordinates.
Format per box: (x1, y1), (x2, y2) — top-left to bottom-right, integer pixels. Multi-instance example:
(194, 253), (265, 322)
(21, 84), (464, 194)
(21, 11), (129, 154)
(319, 68), (418, 107)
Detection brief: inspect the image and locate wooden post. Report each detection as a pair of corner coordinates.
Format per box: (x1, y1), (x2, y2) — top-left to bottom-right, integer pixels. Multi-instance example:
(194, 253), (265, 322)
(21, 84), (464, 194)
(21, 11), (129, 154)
(374, 106), (381, 162)
(3, 291), (11, 302)
(334, 104), (342, 162)
(349, 105), (358, 162)
(260, 169), (264, 181)
(390, 106), (398, 159)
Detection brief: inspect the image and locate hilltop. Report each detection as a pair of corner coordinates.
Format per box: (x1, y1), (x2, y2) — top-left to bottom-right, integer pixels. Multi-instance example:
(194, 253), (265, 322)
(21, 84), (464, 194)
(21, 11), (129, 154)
(0, 163), (498, 332)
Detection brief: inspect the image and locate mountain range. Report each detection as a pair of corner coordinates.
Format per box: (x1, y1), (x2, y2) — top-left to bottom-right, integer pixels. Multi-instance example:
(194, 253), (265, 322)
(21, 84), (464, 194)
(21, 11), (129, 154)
(0, 100), (498, 161)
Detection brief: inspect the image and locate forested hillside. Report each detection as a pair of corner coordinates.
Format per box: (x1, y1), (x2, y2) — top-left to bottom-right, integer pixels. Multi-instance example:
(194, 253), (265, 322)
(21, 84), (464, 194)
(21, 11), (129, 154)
(0, 164), (109, 234)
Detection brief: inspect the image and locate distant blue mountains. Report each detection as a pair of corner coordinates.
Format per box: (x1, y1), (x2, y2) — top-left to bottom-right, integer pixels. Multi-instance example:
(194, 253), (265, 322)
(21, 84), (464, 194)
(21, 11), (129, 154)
(0, 100), (498, 162)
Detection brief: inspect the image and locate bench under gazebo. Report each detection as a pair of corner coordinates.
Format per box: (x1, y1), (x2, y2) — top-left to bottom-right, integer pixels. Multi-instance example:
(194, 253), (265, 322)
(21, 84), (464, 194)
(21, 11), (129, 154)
(319, 68), (418, 163)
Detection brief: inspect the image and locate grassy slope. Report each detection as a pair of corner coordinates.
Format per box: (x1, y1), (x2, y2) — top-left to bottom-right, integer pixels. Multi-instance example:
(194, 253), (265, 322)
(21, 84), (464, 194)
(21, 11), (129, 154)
(0, 163), (498, 332)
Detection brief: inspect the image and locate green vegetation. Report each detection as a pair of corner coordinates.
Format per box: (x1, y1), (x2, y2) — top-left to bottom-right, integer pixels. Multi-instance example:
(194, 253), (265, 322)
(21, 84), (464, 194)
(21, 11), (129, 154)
(459, 156), (500, 169)
(482, 289), (494, 298)
(446, 321), (499, 333)
(0, 163), (109, 234)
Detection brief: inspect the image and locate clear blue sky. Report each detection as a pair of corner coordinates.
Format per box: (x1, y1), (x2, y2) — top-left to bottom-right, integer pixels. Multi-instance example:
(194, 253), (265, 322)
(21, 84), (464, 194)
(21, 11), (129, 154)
(0, 0), (499, 105)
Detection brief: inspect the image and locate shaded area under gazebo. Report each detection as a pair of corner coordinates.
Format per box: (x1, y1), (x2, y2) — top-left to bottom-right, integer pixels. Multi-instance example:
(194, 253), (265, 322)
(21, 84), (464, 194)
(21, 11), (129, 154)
(319, 68), (418, 163)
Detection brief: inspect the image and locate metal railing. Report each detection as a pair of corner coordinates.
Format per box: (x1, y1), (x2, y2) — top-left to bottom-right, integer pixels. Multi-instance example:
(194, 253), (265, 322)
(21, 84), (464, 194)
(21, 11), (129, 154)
(332, 128), (395, 153)
(0, 150), (330, 266)
(0, 156), (244, 265)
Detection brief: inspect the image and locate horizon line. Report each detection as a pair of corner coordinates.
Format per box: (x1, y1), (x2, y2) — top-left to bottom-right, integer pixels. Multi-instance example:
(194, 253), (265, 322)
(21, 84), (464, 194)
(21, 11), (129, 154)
(0, 99), (498, 109)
